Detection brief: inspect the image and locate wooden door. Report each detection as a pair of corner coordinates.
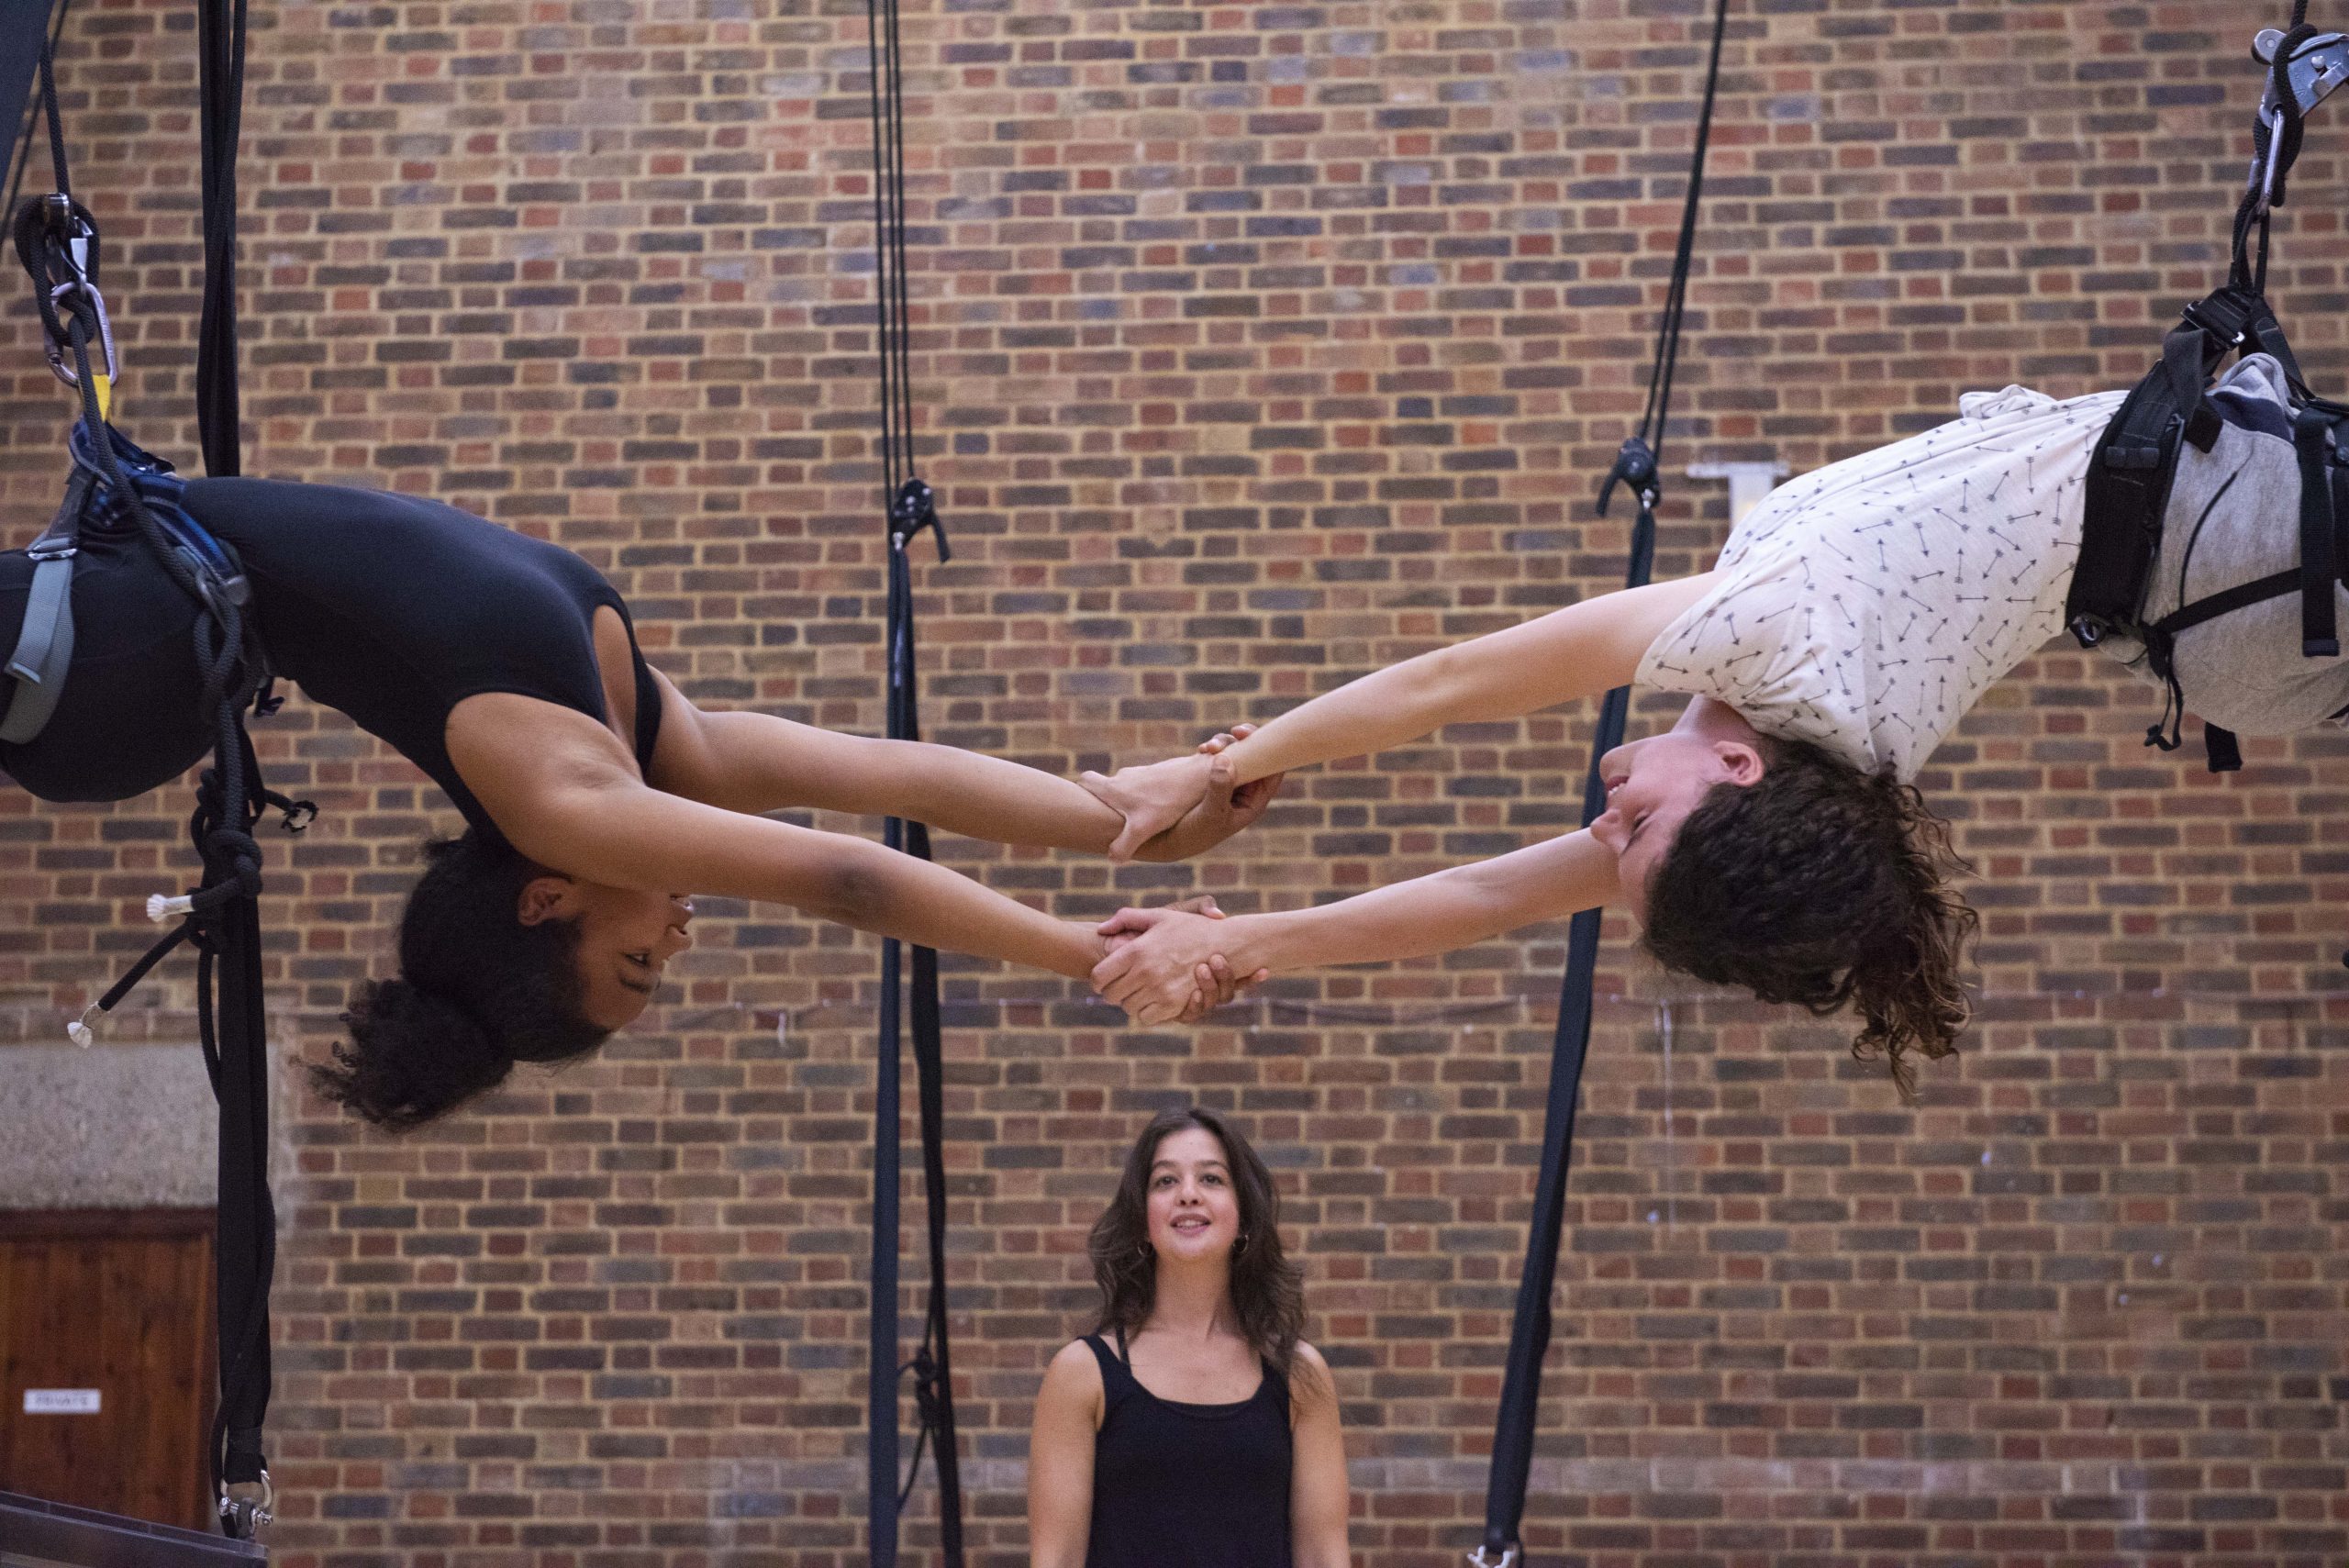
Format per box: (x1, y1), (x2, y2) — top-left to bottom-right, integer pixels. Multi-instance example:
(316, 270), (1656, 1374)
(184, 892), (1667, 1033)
(0, 1211), (215, 1531)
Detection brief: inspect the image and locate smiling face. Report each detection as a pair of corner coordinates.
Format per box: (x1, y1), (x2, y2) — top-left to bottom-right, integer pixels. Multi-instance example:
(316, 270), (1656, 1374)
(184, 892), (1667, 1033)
(1144, 1124), (1243, 1266)
(518, 876), (696, 1030)
(1589, 729), (1766, 924)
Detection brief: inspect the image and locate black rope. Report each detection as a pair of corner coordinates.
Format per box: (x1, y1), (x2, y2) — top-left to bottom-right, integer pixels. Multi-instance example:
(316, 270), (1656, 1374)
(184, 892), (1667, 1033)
(1476, 4), (1727, 1562)
(862, 0), (962, 1562)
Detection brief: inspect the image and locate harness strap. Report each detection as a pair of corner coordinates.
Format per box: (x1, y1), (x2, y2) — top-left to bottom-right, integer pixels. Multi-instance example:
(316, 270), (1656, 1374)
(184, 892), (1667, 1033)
(0, 558), (76, 744)
(2295, 406), (2339, 656)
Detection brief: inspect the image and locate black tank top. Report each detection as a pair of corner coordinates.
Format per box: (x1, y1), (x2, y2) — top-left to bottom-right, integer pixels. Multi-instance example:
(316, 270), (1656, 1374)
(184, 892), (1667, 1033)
(1082, 1332), (1292, 1568)
(181, 479), (661, 835)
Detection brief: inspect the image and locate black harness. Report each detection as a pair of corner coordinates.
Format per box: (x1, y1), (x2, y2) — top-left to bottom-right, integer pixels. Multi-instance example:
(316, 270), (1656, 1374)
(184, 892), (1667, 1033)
(2065, 22), (2349, 773)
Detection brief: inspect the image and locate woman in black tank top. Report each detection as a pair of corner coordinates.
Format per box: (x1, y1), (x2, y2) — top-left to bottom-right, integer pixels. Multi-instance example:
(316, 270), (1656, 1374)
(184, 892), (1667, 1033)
(1027, 1107), (1350, 1568)
(1, 461), (1281, 1126)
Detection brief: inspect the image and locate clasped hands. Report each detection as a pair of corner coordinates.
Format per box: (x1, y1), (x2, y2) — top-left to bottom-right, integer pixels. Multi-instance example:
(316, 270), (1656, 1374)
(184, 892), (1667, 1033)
(1079, 726), (1280, 1027)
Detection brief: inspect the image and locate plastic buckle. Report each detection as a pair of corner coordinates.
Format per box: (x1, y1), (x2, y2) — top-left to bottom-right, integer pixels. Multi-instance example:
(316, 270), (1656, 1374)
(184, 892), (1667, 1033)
(2182, 290), (2254, 349)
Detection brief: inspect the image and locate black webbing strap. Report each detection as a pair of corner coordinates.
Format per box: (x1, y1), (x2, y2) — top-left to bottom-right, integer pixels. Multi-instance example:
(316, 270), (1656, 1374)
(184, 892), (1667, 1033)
(1475, 2), (1724, 1562)
(2296, 406), (2339, 656)
(2, 1), (68, 212)
(188, 0), (275, 1531)
(862, 0), (963, 1552)
(195, 0), (246, 477)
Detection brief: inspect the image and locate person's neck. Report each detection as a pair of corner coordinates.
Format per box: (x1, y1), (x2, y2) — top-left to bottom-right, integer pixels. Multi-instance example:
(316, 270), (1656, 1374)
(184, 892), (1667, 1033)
(1673, 695), (1765, 747)
(1146, 1256), (1235, 1343)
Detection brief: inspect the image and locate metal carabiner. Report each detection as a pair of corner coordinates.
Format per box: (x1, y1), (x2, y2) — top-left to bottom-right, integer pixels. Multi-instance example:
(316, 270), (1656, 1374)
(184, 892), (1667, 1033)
(1466, 1546), (1520, 1568)
(2248, 28), (2349, 215)
(44, 277), (119, 394)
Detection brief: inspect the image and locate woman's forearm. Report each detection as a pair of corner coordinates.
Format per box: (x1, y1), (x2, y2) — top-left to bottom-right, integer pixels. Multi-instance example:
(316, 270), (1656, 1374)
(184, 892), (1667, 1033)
(811, 834), (1105, 978)
(1209, 652), (1462, 786)
(1215, 576), (1716, 785)
(1215, 832), (1618, 973)
(863, 740), (1125, 852)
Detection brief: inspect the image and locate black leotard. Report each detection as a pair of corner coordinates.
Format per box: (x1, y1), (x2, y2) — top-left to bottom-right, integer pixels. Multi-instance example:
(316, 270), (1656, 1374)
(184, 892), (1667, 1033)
(1081, 1332), (1292, 1568)
(0, 479), (659, 829)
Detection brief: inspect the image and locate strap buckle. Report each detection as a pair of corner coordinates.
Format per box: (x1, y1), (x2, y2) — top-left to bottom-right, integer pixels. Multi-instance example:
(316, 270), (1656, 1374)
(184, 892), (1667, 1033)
(2250, 28), (2349, 216)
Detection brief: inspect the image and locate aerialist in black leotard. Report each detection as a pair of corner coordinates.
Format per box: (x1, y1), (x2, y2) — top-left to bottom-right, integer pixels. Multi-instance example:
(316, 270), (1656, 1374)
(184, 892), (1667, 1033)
(0, 478), (1278, 1127)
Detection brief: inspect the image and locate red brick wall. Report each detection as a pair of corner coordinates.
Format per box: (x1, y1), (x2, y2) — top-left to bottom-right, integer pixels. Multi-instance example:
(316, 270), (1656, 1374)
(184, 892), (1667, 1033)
(6, 1), (2347, 1563)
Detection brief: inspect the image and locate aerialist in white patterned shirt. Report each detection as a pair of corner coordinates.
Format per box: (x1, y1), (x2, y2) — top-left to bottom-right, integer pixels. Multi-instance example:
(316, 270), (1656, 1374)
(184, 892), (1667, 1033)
(1081, 357), (2330, 1095)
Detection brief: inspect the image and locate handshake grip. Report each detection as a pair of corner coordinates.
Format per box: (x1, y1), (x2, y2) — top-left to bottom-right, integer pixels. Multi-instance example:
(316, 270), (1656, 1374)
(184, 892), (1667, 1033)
(1091, 898), (1270, 1027)
(1079, 725), (1285, 864)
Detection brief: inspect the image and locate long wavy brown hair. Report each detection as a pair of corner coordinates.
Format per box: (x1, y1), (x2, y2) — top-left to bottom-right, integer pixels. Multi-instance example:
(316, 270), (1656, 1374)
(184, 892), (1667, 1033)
(1642, 737), (1980, 1101)
(1087, 1106), (1308, 1382)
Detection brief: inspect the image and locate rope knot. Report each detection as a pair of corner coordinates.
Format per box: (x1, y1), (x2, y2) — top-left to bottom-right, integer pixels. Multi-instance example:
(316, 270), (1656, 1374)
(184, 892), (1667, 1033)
(203, 828), (265, 898)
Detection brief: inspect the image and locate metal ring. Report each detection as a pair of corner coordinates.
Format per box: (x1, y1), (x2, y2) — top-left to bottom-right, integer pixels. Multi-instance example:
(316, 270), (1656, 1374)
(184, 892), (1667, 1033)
(217, 1469), (274, 1532)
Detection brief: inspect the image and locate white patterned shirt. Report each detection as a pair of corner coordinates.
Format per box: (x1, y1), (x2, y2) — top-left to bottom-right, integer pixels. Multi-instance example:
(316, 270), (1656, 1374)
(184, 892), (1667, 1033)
(1635, 386), (2128, 782)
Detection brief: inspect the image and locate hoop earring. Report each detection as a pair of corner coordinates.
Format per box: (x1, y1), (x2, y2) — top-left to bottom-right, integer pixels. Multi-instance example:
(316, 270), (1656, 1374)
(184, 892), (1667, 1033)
(1234, 1229), (1248, 1253)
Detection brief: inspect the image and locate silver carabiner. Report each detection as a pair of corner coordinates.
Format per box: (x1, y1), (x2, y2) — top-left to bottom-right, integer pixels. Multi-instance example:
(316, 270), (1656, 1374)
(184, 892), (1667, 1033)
(44, 277), (118, 393)
(1466, 1546), (1520, 1568)
(2249, 28), (2349, 215)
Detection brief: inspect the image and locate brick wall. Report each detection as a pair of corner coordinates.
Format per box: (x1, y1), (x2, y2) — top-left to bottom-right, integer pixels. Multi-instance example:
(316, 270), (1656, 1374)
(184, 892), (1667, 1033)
(5, 0), (2346, 1563)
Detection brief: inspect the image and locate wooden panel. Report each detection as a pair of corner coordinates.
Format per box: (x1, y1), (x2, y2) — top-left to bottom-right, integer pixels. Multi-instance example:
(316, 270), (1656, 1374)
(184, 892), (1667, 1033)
(0, 1215), (214, 1531)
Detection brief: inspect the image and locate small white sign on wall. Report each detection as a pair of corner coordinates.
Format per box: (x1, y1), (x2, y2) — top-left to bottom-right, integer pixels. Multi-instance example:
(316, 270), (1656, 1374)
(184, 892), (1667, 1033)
(23, 1388), (102, 1415)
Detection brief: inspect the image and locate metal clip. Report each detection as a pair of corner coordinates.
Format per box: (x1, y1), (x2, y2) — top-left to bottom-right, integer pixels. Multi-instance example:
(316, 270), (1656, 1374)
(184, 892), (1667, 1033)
(218, 1472), (274, 1537)
(2249, 28), (2349, 214)
(1597, 436), (1662, 518)
(43, 279), (118, 393)
(889, 476), (952, 562)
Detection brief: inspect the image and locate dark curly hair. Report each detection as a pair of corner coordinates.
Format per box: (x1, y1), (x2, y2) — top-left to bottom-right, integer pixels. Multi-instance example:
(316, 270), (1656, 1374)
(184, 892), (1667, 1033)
(1641, 737), (1979, 1100)
(1087, 1106), (1313, 1388)
(310, 830), (608, 1129)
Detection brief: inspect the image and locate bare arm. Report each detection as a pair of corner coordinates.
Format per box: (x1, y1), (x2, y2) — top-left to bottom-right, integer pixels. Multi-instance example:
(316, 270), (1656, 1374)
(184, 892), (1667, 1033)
(646, 672), (1277, 862)
(645, 669), (1123, 848)
(1028, 1342), (1103, 1568)
(1288, 1344), (1351, 1568)
(1092, 829), (1620, 1023)
(451, 696), (1105, 980)
(1084, 575), (1713, 853)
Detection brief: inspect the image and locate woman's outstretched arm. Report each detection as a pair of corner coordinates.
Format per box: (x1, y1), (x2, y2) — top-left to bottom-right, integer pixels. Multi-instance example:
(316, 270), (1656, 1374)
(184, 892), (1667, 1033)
(645, 671), (1279, 862)
(1090, 828), (1620, 1023)
(1084, 573), (1713, 857)
(454, 697), (1106, 978)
